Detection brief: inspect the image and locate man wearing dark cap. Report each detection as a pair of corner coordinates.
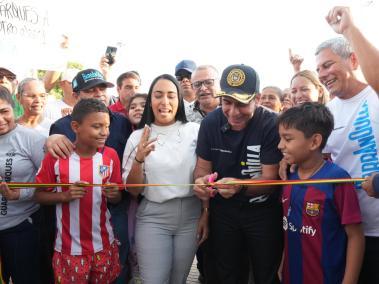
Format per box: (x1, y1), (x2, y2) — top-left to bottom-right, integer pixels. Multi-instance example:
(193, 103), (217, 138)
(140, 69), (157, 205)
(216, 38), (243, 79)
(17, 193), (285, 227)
(44, 68), (133, 283)
(194, 64), (283, 283)
(48, 68), (132, 152)
(175, 59), (197, 119)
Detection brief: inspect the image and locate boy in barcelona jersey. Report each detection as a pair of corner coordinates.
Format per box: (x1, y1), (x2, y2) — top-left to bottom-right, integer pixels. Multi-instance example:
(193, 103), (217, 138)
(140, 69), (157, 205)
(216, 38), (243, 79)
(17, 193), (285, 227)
(278, 102), (364, 284)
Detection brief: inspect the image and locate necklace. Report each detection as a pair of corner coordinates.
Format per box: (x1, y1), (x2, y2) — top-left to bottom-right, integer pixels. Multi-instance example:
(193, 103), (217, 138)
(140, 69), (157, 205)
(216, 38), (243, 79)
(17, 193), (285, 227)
(150, 122), (182, 146)
(298, 160), (326, 180)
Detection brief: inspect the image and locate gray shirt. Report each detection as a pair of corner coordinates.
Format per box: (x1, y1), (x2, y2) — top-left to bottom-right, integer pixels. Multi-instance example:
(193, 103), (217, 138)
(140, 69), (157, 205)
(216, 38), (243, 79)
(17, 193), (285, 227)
(0, 124), (46, 230)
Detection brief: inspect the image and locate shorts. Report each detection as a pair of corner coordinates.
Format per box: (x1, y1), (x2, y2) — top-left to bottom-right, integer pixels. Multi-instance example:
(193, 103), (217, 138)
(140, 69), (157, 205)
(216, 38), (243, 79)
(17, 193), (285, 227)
(52, 242), (121, 283)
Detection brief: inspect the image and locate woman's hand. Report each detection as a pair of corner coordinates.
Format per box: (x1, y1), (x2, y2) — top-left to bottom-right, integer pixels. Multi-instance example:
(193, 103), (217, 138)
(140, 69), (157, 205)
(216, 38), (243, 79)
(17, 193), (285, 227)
(197, 209), (209, 245)
(134, 125), (156, 163)
(0, 180), (20, 200)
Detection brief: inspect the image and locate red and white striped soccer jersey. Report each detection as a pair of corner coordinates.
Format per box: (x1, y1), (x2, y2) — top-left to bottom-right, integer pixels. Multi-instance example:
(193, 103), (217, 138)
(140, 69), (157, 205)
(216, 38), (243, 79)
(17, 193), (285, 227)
(36, 147), (122, 255)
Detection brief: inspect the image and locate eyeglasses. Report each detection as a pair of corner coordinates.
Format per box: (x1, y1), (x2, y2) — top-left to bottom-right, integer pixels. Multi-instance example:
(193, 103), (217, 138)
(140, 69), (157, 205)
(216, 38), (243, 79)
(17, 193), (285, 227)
(176, 74), (191, 81)
(191, 79), (215, 90)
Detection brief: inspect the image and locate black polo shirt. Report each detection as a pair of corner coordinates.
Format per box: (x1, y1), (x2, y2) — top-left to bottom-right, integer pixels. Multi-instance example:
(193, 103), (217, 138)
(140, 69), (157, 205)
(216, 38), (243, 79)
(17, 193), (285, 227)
(196, 107), (282, 203)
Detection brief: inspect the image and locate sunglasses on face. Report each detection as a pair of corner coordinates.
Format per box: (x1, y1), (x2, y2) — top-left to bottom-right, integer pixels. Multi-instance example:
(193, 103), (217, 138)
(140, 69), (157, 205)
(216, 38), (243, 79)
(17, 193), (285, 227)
(176, 75), (191, 81)
(176, 70), (192, 81)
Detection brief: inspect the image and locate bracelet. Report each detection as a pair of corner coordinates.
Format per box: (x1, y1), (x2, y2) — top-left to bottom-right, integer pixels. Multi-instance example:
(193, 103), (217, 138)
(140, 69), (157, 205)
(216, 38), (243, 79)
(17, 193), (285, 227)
(134, 156), (144, 164)
(202, 207), (209, 213)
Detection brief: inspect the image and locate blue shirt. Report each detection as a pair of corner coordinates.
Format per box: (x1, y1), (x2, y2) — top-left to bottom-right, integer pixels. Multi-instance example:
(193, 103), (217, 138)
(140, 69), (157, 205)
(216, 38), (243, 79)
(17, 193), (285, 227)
(282, 161), (362, 284)
(49, 111), (132, 162)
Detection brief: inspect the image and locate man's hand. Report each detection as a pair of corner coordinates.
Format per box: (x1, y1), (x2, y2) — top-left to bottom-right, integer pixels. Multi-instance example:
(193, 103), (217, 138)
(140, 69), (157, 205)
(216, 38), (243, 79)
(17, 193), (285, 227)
(62, 181), (87, 202)
(60, 34), (69, 49)
(0, 181), (20, 200)
(45, 134), (75, 159)
(362, 173), (377, 197)
(103, 183), (121, 204)
(326, 6), (355, 36)
(214, 177), (242, 199)
(193, 172), (218, 201)
(99, 56), (113, 79)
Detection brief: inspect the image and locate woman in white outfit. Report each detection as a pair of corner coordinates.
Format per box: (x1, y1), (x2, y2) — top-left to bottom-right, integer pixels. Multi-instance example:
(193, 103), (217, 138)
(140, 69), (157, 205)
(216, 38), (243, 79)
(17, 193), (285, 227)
(122, 74), (208, 284)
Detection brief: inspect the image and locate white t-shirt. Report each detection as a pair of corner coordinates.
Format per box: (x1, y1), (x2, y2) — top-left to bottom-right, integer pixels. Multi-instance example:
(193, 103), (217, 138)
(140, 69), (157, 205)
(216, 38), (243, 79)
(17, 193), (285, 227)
(122, 121), (199, 203)
(325, 86), (379, 236)
(44, 99), (73, 122)
(0, 125), (46, 230)
(184, 100), (196, 118)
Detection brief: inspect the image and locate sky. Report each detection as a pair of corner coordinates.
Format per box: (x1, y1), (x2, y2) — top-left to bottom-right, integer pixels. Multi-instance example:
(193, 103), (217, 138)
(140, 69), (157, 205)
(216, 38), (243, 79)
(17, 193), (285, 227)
(1, 0), (378, 93)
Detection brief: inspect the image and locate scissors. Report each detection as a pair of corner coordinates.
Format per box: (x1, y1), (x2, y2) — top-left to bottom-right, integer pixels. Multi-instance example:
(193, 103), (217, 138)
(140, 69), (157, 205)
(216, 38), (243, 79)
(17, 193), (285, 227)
(207, 174), (217, 198)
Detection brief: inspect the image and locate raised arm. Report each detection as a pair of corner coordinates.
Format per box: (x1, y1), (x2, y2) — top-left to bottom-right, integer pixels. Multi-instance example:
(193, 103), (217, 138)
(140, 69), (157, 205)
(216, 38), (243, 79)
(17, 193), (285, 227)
(326, 6), (379, 95)
(123, 126), (156, 197)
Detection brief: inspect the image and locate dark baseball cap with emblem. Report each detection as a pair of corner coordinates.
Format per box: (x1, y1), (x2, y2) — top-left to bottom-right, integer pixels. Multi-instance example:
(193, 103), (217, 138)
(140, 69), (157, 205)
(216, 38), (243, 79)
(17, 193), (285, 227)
(72, 68), (114, 93)
(216, 64), (260, 104)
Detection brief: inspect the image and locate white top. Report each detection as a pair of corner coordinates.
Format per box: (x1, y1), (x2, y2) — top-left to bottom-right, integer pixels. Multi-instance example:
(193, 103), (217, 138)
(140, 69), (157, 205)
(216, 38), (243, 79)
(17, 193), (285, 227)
(325, 86), (379, 236)
(34, 118), (53, 137)
(122, 121), (199, 203)
(44, 99), (73, 122)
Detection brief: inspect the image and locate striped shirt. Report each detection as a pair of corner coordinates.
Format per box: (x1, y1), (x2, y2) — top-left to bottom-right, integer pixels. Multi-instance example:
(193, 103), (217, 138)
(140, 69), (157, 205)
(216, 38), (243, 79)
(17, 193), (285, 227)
(282, 161), (361, 283)
(36, 147), (122, 255)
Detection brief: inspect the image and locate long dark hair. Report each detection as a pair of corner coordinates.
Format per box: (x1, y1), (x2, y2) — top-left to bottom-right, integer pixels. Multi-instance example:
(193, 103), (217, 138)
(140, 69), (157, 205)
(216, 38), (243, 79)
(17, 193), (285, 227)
(138, 74), (187, 129)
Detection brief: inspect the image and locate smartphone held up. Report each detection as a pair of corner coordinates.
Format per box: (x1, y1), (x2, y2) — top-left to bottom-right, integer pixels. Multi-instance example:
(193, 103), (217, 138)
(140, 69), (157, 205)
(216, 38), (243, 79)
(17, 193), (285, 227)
(105, 46), (117, 65)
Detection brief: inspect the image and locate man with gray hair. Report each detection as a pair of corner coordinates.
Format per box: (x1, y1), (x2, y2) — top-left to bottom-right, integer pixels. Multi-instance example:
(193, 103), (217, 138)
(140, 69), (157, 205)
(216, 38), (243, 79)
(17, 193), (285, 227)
(189, 65), (220, 123)
(316, 36), (378, 283)
(325, 6), (379, 96)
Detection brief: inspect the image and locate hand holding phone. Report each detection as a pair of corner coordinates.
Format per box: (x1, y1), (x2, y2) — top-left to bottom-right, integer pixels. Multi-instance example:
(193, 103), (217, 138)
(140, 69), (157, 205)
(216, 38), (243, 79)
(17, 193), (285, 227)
(105, 46), (117, 65)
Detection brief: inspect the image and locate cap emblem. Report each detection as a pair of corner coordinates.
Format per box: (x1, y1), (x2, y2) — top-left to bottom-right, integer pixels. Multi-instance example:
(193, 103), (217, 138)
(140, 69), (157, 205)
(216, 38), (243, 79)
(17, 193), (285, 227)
(226, 68), (245, 87)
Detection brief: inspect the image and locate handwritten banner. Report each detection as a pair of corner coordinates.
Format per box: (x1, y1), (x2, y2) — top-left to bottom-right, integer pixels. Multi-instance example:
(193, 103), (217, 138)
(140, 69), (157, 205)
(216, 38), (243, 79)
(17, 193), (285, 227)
(0, 0), (49, 43)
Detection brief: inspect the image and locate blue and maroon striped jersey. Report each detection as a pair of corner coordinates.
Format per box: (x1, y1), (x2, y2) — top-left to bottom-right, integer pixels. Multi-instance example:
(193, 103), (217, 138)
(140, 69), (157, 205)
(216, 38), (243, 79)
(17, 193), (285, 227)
(282, 161), (361, 284)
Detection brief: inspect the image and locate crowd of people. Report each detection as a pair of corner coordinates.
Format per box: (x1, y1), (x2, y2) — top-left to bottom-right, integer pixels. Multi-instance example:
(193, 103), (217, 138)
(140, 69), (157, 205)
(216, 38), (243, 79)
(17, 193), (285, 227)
(1, 5), (379, 284)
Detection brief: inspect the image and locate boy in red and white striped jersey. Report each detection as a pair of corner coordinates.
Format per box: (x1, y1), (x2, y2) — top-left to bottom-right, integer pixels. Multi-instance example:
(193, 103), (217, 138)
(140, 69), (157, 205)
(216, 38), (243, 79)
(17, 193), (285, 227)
(35, 98), (122, 283)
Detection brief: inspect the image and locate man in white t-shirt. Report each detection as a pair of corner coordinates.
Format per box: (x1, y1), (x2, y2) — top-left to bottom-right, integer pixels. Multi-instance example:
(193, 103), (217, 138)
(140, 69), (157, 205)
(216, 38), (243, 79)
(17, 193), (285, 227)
(316, 36), (379, 283)
(44, 68), (79, 122)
